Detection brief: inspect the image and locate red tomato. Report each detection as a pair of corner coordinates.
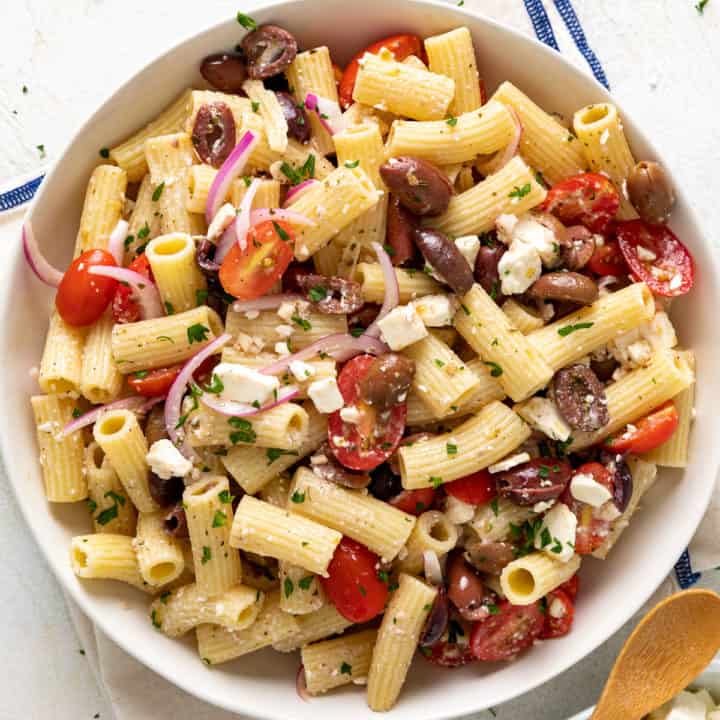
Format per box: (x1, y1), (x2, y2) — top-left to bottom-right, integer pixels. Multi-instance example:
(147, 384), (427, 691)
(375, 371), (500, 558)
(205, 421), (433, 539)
(56, 249), (118, 326)
(444, 470), (496, 505)
(541, 173), (620, 233)
(559, 574), (580, 601)
(112, 253), (153, 324)
(470, 601), (545, 661)
(616, 220), (695, 297)
(128, 366), (181, 397)
(219, 220), (294, 300)
(328, 355), (406, 471)
(320, 537), (388, 623)
(193, 355), (220, 387)
(423, 617), (476, 668)
(338, 34), (424, 109)
(540, 589), (575, 639)
(605, 401), (679, 454)
(587, 239), (628, 277)
(332, 62), (343, 86)
(389, 488), (435, 515)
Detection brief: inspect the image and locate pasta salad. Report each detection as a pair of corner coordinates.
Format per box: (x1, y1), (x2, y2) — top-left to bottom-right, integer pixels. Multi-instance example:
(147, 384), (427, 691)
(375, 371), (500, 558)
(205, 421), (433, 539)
(25, 14), (697, 713)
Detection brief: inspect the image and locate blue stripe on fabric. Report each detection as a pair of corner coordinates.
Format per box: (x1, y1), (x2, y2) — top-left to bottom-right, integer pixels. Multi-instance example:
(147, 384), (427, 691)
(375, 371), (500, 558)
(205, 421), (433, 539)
(0, 175), (44, 212)
(522, 0), (560, 50)
(675, 549), (701, 589)
(552, 0), (610, 89)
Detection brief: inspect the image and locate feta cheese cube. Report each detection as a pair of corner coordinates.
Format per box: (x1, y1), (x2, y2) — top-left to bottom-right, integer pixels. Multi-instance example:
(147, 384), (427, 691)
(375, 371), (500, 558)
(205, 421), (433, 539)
(662, 691), (710, 720)
(410, 294), (458, 327)
(277, 299), (310, 322)
(513, 215), (561, 268)
(495, 213), (518, 245)
(308, 377), (344, 414)
(488, 452), (531, 474)
(570, 472), (613, 507)
(643, 311), (677, 351)
(289, 360), (316, 382)
(146, 439), (193, 480)
(214, 362), (280, 406)
(516, 397), (572, 442)
(377, 304), (428, 350)
(339, 405), (362, 424)
(497, 238), (542, 295)
(275, 342), (291, 356)
(535, 502), (577, 562)
(454, 235), (480, 270)
(444, 495), (476, 524)
(207, 203), (237, 242)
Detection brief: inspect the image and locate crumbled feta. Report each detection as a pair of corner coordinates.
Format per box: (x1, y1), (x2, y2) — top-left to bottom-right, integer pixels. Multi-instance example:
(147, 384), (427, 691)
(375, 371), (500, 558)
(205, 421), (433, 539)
(512, 215), (561, 268)
(340, 406), (362, 424)
(454, 235), (480, 270)
(308, 377), (344, 414)
(206, 203), (237, 243)
(214, 362), (280, 406)
(627, 340), (652, 366)
(495, 213), (518, 245)
(533, 500), (556, 513)
(275, 324), (294, 338)
(610, 312), (677, 370)
(595, 501), (622, 522)
(488, 452), (531, 474)
(656, 690), (709, 720)
(146, 439), (193, 480)
(535, 503), (577, 562)
(277, 299), (311, 322)
(289, 360), (316, 382)
(244, 310), (260, 320)
(377, 304), (428, 350)
(275, 342), (291, 356)
(410, 294), (458, 327)
(517, 397), (572, 442)
(570, 472), (613, 507)
(444, 495), (476, 524)
(548, 597), (567, 619)
(497, 238), (542, 295)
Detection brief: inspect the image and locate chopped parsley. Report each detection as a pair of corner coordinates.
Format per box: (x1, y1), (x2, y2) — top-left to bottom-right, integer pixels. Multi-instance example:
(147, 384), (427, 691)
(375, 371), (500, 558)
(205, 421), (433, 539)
(308, 285), (327, 302)
(490, 497), (500, 517)
(446, 116), (458, 127)
(164, 301), (175, 315)
(298, 575), (314, 590)
(290, 490), (305, 504)
(273, 221), (290, 241)
(187, 323), (210, 344)
(534, 170), (548, 188)
(377, 570), (390, 584)
(204, 373), (224, 394)
(212, 510), (227, 528)
(284, 577), (294, 598)
(86, 498), (98, 514)
(151, 610), (161, 629)
(72, 407), (82, 418)
(201, 546), (212, 564)
(487, 603), (500, 615)
(483, 361), (503, 377)
(236, 11), (257, 30)
(266, 448), (299, 464)
(152, 182), (165, 202)
(96, 490), (126, 526)
(124, 234), (134, 250)
(279, 154), (315, 185)
(160, 591), (172, 604)
(99, 148), (110, 159)
(508, 183), (531, 199)
(344, 160), (360, 168)
(350, 327), (365, 337)
(137, 222), (151, 240)
(539, 465), (550, 479)
(434, 358), (445, 368)
(697, 0), (711, 12)
(251, 100), (260, 113)
(540, 527), (552, 548)
(446, 442), (457, 455)
(36, 144), (46, 158)
(196, 288), (208, 306)
(228, 417), (256, 444)
(558, 321), (594, 337)
(460, 303), (471, 316)
(358, 584), (367, 597)
(291, 315), (312, 331)
(340, 662), (352, 675)
(218, 490), (234, 504)
(430, 476), (443, 489)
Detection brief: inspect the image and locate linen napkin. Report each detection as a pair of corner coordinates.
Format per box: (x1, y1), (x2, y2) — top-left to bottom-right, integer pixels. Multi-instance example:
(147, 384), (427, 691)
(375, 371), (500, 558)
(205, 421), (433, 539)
(2, 1), (716, 718)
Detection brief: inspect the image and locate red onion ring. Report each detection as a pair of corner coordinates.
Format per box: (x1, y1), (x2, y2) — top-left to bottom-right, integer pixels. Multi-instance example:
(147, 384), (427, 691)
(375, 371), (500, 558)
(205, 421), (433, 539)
(364, 242), (400, 338)
(296, 665), (310, 703)
(477, 106), (523, 176)
(88, 266), (164, 320)
(283, 179), (320, 207)
(260, 333), (387, 376)
(107, 219), (129, 265)
(249, 208), (316, 227)
(60, 395), (158, 438)
(304, 93), (344, 135)
(423, 550), (444, 587)
(200, 385), (300, 417)
(22, 221), (64, 287)
(164, 333), (232, 455)
(205, 130), (258, 224)
(231, 294), (304, 314)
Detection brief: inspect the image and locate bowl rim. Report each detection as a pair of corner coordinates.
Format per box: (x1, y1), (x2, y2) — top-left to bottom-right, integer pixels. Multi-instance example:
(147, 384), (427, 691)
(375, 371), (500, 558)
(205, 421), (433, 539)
(7, 0), (719, 717)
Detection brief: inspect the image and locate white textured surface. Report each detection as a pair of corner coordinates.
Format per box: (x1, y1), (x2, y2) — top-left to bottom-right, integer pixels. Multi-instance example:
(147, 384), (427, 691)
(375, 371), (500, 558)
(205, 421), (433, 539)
(1, 1), (720, 719)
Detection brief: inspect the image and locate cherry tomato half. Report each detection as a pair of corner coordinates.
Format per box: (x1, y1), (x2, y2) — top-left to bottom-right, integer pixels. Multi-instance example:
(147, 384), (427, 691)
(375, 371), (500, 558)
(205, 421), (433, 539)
(541, 173), (620, 233)
(389, 487), (436, 515)
(470, 601), (545, 661)
(587, 239), (628, 277)
(320, 537), (388, 623)
(56, 249), (118, 327)
(338, 34), (424, 109)
(559, 574), (580, 601)
(328, 355), (407, 471)
(219, 220), (294, 300)
(128, 366), (182, 398)
(112, 253), (153, 324)
(540, 589), (575, 640)
(605, 401), (679, 454)
(444, 470), (496, 505)
(615, 220), (695, 297)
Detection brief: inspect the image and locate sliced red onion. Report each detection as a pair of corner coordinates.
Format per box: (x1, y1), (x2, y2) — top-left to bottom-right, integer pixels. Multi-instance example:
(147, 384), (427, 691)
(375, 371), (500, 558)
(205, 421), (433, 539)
(164, 333), (232, 453)
(231, 294), (304, 314)
(296, 666), (310, 703)
(364, 242), (399, 338)
(60, 396), (147, 437)
(231, 177), (262, 258)
(89, 266), (164, 320)
(260, 333), (387, 376)
(250, 208), (316, 227)
(304, 93), (344, 135)
(478, 106), (523, 176)
(423, 550), (444, 587)
(200, 385), (300, 417)
(283, 179), (320, 207)
(22, 221), (64, 287)
(205, 130), (258, 224)
(108, 219), (129, 265)
(214, 223), (237, 266)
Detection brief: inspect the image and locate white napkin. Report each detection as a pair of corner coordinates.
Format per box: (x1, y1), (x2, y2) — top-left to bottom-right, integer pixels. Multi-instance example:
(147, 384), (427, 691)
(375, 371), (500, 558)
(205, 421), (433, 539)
(2, 1), (717, 717)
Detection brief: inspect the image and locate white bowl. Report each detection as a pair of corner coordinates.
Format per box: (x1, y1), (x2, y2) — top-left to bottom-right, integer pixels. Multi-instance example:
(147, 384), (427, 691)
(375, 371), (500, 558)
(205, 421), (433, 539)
(4, 1), (719, 718)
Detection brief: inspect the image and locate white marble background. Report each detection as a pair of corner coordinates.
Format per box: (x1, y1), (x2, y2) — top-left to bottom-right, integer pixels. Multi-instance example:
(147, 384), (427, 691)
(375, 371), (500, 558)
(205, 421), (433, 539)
(1, 1), (719, 719)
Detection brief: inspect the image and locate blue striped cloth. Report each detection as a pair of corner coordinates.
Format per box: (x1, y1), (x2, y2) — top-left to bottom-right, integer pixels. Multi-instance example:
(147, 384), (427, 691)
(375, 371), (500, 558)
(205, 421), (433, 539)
(0, 0), (699, 589)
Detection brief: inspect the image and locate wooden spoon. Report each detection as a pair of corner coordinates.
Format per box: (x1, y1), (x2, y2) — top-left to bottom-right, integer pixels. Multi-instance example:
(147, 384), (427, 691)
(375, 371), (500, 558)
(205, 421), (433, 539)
(592, 589), (720, 720)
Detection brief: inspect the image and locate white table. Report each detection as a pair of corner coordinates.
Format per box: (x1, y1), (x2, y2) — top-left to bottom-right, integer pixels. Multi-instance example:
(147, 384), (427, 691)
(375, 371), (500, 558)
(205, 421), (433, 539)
(1, 1), (719, 718)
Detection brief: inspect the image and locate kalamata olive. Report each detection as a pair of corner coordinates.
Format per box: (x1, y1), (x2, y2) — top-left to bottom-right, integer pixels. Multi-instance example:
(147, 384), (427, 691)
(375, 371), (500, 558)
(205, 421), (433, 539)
(420, 587), (450, 647)
(551, 364), (609, 432)
(591, 357), (618, 383)
(528, 271), (599, 305)
(200, 52), (247, 91)
(241, 25), (298, 79)
(561, 226), (596, 270)
(197, 237), (221, 273)
(348, 303), (380, 331)
(296, 273), (364, 314)
(388, 433), (434, 476)
(464, 540), (515, 575)
(310, 442), (371, 489)
(599, 450), (633, 513)
(496, 458), (572, 506)
(447, 553), (489, 622)
(379, 157), (453, 216)
(368, 463), (403, 500)
(148, 472), (184, 508)
(275, 91), (310, 143)
(626, 161), (675, 225)
(144, 404), (168, 446)
(474, 244), (506, 303)
(163, 503), (188, 538)
(282, 261), (314, 292)
(192, 102), (236, 168)
(414, 228), (474, 295)
(386, 195), (419, 266)
(357, 353), (415, 412)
